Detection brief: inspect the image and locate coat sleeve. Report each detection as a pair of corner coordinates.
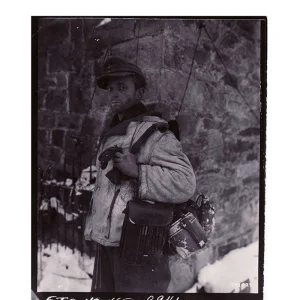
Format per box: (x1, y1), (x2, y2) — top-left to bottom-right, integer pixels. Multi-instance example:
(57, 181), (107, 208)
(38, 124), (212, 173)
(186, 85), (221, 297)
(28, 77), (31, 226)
(137, 131), (196, 203)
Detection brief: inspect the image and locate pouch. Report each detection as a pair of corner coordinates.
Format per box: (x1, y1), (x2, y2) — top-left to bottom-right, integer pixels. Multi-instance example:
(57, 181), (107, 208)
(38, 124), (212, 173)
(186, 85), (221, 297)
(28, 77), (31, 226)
(168, 212), (208, 259)
(119, 200), (174, 265)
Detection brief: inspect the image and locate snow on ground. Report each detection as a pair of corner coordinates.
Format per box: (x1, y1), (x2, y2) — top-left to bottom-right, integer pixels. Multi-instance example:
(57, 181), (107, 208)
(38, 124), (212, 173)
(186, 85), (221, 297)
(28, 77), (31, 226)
(38, 241), (258, 293)
(38, 243), (94, 292)
(185, 240), (259, 293)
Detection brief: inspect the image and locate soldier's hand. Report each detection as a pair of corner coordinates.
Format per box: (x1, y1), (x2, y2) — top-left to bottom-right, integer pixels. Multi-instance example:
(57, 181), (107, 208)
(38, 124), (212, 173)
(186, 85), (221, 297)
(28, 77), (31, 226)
(113, 150), (139, 179)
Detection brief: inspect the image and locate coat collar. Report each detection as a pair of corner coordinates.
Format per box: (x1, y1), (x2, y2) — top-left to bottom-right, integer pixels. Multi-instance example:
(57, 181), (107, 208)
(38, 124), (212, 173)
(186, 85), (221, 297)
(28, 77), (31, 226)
(109, 102), (148, 128)
(101, 103), (149, 144)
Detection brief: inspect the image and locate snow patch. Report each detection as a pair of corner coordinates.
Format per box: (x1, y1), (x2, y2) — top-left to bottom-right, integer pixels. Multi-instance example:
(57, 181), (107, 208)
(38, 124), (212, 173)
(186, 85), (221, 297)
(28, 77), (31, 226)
(38, 243), (94, 292)
(185, 241), (259, 293)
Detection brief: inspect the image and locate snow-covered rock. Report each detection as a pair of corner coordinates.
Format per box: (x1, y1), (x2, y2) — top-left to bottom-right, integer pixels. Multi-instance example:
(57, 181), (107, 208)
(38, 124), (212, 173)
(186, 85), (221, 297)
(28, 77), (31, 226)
(41, 197), (79, 222)
(185, 241), (259, 293)
(38, 244), (94, 292)
(75, 165), (97, 192)
(39, 199), (49, 211)
(65, 179), (73, 186)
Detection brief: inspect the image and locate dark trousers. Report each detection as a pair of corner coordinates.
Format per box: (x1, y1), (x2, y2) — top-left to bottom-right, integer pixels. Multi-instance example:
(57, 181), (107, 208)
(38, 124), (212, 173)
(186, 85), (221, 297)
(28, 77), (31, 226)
(91, 243), (171, 293)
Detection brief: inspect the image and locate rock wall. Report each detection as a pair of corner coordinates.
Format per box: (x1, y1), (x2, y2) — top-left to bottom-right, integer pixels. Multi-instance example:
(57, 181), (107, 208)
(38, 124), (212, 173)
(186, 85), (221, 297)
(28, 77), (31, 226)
(37, 18), (261, 292)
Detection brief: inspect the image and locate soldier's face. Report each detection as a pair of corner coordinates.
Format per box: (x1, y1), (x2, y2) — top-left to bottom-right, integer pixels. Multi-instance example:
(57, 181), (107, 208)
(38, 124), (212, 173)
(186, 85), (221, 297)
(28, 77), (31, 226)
(106, 76), (140, 113)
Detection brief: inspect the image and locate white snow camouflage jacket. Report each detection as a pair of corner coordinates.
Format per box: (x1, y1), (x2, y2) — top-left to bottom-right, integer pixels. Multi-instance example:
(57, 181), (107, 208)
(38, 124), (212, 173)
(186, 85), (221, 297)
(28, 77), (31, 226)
(84, 114), (196, 247)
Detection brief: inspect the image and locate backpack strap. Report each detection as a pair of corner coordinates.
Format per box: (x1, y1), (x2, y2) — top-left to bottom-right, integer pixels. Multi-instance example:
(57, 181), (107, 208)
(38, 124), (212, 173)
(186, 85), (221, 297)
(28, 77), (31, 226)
(130, 122), (169, 155)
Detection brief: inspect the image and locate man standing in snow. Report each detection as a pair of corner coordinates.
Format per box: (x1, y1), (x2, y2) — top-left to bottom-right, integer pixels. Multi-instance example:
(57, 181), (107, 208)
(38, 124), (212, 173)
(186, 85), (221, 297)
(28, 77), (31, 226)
(84, 57), (196, 292)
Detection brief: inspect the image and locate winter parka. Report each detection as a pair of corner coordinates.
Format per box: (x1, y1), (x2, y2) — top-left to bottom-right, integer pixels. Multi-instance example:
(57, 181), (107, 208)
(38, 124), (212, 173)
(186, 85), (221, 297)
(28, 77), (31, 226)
(84, 105), (196, 247)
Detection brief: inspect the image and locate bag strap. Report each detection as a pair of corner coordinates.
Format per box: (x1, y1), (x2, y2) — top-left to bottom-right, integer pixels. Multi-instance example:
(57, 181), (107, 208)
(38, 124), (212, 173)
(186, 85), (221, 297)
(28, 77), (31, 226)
(129, 122), (168, 203)
(130, 122), (169, 155)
